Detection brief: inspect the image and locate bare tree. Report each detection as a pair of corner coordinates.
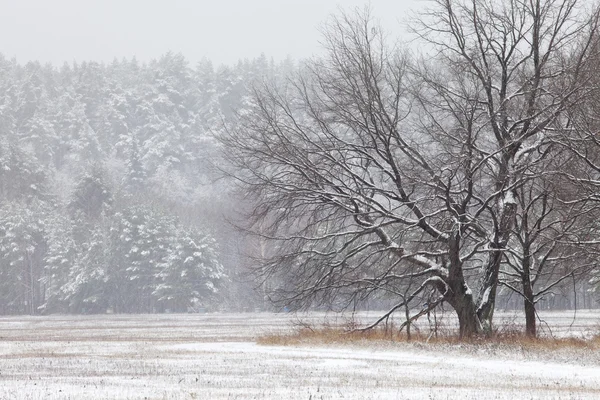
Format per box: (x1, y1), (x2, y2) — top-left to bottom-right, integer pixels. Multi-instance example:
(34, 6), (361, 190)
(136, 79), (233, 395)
(409, 0), (599, 333)
(500, 152), (599, 336)
(223, 1), (599, 337)
(557, 40), (600, 305)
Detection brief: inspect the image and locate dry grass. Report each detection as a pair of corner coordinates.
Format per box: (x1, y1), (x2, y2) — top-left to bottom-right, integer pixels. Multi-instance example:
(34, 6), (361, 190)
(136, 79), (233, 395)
(258, 326), (407, 345)
(257, 323), (600, 351)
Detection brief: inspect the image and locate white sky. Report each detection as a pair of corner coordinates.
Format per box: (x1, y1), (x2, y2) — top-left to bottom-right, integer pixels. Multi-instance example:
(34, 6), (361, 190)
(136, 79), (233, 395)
(0, 0), (421, 66)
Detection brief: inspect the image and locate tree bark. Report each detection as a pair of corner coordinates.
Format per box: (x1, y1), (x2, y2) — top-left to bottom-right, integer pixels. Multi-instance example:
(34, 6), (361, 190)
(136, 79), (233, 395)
(447, 286), (481, 338)
(446, 235), (482, 338)
(477, 196), (517, 334)
(524, 293), (536, 337)
(522, 265), (537, 337)
(476, 249), (502, 334)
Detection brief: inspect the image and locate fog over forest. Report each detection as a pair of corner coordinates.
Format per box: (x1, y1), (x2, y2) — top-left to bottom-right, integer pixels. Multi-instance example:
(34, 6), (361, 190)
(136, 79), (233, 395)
(0, 52), (277, 314)
(2, 0), (600, 344)
(0, 1), (419, 318)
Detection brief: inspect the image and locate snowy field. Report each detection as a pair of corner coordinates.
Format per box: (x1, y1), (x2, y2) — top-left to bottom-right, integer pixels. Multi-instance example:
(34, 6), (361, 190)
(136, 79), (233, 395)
(0, 311), (599, 399)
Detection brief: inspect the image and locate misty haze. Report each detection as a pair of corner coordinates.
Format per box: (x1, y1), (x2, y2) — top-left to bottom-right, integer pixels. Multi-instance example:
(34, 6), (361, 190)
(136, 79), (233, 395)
(1, 0), (600, 399)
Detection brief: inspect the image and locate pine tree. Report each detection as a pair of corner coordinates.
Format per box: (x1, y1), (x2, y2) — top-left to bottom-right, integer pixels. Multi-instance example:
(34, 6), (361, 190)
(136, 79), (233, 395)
(63, 221), (111, 313)
(0, 202), (47, 314)
(40, 215), (78, 313)
(154, 227), (224, 312)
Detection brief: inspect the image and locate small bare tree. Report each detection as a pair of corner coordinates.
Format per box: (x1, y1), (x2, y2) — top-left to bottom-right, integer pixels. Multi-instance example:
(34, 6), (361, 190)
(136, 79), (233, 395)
(557, 41), (600, 305)
(501, 152), (599, 336)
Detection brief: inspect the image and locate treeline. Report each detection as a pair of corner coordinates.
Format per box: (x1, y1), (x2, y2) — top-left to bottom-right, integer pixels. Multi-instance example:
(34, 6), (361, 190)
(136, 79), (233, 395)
(0, 52), (286, 314)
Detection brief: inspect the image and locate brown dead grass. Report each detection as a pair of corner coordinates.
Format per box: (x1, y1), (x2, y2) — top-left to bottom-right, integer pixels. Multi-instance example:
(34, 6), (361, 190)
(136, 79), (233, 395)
(257, 324), (600, 351)
(258, 326), (406, 346)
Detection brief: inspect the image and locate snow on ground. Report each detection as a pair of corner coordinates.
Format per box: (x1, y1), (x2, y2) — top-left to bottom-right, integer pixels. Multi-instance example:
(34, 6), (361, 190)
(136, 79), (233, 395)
(0, 311), (599, 399)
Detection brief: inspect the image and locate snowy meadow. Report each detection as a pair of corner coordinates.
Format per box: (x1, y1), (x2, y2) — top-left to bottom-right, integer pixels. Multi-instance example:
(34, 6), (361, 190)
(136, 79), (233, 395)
(0, 311), (599, 399)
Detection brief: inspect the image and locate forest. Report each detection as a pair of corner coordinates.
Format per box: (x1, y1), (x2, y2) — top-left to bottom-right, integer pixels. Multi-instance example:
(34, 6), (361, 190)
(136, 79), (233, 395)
(0, 52), (287, 315)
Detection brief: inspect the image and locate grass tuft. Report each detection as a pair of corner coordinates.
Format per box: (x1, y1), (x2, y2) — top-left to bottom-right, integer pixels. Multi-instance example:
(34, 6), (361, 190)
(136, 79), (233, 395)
(258, 323), (600, 351)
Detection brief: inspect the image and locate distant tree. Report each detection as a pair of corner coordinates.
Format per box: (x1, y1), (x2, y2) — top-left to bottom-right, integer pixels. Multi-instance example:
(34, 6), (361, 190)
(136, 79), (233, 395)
(0, 202), (47, 314)
(154, 227), (224, 312)
(40, 215), (78, 314)
(53, 92), (103, 168)
(63, 221), (112, 313)
(122, 135), (148, 194)
(0, 137), (48, 203)
(106, 205), (172, 312)
(68, 165), (113, 221)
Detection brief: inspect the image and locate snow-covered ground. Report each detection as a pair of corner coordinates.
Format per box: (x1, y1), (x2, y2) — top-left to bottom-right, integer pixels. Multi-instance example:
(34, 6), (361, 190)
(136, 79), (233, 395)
(0, 311), (599, 399)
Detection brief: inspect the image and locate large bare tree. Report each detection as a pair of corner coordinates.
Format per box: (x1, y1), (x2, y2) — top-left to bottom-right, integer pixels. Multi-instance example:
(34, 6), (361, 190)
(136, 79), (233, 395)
(223, 0), (600, 337)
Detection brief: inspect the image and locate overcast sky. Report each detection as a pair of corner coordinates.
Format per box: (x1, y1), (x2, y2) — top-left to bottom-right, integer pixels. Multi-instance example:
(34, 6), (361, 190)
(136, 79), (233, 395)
(0, 0), (420, 66)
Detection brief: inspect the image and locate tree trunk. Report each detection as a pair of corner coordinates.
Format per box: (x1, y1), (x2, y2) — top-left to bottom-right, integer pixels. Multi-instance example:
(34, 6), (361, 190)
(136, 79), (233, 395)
(477, 197), (517, 334)
(456, 299), (481, 338)
(476, 248), (502, 334)
(404, 303), (411, 341)
(446, 279), (481, 338)
(523, 276), (536, 337)
(446, 235), (482, 338)
(524, 295), (536, 337)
